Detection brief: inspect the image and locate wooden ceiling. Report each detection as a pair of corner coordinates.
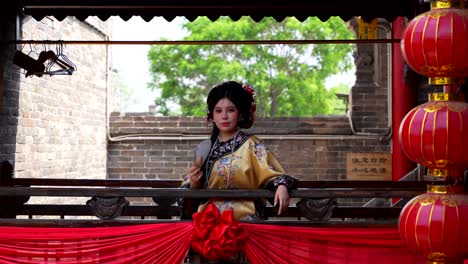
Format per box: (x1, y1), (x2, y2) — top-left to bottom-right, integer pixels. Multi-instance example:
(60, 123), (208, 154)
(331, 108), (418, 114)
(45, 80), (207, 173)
(17, 0), (428, 22)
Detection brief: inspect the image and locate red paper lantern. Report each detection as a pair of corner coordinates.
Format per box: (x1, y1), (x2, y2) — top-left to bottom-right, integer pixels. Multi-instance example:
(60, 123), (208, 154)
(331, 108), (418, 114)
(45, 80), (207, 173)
(399, 93), (468, 178)
(399, 185), (468, 263)
(401, 1), (468, 85)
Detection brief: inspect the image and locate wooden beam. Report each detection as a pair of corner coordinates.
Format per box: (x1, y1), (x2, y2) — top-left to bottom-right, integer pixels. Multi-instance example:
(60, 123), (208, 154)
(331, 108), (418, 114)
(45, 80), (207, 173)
(10, 178), (428, 189)
(0, 186), (425, 198)
(9, 204), (402, 219)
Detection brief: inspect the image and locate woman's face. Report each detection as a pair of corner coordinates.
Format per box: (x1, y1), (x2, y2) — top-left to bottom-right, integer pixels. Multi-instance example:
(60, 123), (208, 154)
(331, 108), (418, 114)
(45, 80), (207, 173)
(213, 98), (239, 137)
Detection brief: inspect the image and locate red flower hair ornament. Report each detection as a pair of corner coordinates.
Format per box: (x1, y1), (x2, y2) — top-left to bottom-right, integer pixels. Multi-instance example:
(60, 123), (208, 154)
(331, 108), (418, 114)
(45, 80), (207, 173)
(243, 84), (255, 99)
(242, 84), (257, 123)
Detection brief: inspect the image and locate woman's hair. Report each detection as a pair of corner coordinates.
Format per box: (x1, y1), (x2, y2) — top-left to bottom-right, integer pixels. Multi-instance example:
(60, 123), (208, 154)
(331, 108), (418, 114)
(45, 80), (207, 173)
(206, 81), (256, 142)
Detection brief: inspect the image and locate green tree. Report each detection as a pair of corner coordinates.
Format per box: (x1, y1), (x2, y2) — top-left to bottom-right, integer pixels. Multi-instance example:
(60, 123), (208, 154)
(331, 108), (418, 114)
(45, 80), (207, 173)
(148, 17), (355, 117)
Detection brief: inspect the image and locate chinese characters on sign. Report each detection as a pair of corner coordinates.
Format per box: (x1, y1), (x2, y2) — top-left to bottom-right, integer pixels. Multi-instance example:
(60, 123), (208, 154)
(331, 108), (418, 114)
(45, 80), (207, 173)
(346, 152), (392, 180)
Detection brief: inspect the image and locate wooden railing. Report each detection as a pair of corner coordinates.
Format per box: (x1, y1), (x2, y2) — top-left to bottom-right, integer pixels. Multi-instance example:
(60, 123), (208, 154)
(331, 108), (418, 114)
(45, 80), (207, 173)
(0, 160), (427, 227)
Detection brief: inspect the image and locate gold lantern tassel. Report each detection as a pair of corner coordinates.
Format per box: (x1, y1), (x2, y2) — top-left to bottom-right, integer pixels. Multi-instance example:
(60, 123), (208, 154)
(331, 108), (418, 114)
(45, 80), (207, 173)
(357, 17), (378, 39)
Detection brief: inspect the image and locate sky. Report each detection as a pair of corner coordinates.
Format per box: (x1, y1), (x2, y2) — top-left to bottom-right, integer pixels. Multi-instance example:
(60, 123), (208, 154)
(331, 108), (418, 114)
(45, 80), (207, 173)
(111, 17), (188, 112)
(111, 17), (355, 112)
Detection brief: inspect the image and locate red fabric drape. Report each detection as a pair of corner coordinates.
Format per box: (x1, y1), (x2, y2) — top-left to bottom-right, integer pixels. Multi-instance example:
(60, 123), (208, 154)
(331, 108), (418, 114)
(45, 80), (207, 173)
(0, 223), (193, 264)
(242, 223), (426, 264)
(0, 222), (427, 264)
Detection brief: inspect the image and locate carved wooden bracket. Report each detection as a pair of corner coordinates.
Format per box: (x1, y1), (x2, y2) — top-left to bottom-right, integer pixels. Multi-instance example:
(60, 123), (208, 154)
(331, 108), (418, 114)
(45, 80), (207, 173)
(152, 197), (178, 207)
(296, 198), (337, 221)
(86, 196), (129, 220)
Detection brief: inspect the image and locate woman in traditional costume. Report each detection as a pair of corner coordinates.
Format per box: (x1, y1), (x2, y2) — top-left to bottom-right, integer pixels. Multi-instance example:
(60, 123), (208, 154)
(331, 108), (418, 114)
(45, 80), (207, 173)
(182, 80), (297, 221)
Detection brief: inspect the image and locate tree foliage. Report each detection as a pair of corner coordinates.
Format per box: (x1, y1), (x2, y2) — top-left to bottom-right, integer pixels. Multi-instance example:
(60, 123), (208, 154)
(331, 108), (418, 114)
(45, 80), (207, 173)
(147, 17), (355, 116)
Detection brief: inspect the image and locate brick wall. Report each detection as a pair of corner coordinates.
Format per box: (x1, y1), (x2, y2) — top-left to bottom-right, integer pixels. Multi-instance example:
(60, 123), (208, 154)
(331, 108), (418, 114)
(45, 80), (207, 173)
(108, 114), (391, 182)
(349, 20), (392, 134)
(1, 16), (110, 179)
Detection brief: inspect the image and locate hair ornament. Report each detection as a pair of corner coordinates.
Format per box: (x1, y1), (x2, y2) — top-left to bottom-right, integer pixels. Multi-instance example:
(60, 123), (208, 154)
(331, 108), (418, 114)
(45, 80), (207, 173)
(242, 84), (257, 126)
(243, 84), (255, 100)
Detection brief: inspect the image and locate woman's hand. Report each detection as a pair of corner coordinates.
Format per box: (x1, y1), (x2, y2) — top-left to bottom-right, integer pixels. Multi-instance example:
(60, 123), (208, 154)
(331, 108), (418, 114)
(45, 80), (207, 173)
(187, 157), (203, 188)
(274, 185), (290, 215)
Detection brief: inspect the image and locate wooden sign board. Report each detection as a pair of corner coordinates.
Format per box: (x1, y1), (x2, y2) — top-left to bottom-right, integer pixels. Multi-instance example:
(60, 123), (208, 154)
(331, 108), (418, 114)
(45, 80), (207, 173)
(346, 152), (392, 180)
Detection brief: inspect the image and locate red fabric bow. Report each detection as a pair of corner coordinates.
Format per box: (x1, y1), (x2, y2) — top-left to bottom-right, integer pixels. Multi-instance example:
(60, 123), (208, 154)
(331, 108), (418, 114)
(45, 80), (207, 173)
(191, 203), (246, 260)
(243, 84), (255, 97)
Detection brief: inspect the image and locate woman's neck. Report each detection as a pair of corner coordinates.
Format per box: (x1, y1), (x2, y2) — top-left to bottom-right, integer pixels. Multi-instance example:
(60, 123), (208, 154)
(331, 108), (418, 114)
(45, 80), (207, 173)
(218, 130), (239, 142)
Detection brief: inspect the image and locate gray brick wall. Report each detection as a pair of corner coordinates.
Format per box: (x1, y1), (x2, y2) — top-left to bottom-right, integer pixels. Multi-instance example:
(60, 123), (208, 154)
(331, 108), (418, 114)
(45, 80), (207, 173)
(108, 114), (391, 182)
(1, 16), (110, 180)
(349, 19), (392, 134)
